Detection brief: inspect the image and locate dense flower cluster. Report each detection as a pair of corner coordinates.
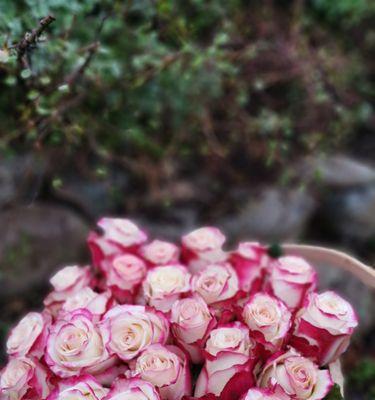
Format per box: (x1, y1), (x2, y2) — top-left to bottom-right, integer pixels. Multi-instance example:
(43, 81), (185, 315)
(0, 218), (358, 400)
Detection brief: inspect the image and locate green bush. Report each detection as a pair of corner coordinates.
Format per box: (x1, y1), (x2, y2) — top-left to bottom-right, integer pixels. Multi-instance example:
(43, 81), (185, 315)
(0, 0), (373, 185)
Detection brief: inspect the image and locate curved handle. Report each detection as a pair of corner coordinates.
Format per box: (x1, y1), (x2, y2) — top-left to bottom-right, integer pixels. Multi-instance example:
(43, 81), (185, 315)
(282, 244), (375, 289)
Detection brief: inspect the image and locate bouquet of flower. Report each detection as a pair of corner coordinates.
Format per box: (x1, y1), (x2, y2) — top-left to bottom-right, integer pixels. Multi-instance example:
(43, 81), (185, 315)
(0, 218), (358, 400)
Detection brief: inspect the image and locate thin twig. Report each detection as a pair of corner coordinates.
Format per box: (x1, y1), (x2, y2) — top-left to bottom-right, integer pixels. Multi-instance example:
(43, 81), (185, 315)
(14, 15), (56, 69)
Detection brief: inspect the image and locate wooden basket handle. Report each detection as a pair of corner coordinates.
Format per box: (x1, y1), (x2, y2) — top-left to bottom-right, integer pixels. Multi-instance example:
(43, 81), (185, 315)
(282, 244), (375, 289)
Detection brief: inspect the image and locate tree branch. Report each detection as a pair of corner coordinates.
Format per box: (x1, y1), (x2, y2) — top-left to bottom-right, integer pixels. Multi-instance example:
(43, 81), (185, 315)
(15, 15), (56, 69)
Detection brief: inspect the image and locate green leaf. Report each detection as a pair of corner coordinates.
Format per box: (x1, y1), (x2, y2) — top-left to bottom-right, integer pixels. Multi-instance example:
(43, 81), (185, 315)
(324, 384), (344, 400)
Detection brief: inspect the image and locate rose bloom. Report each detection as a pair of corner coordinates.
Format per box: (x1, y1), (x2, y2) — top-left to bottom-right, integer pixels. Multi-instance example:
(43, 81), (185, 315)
(291, 291), (358, 365)
(88, 218), (148, 268)
(195, 322), (256, 398)
(242, 293), (291, 353)
(240, 387), (291, 400)
(131, 344), (191, 400)
(181, 227), (227, 273)
(102, 253), (147, 301)
(171, 295), (216, 363)
(47, 375), (108, 400)
(100, 304), (169, 361)
(139, 240), (180, 266)
(44, 265), (92, 316)
(0, 357), (51, 400)
(104, 378), (161, 400)
(142, 265), (191, 312)
(6, 311), (50, 359)
(268, 256), (316, 310)
(191, 263), (239, 306)
(62, 287), (112, 318)
(230, 242), (269, 294)
(46, 309), (110, 378)
(258, 348), (333, 400)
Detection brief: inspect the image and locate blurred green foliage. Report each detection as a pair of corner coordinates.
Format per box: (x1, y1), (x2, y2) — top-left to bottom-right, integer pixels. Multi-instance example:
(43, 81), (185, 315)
(348, 358), (375, 399)
(0, 0), (373, 185)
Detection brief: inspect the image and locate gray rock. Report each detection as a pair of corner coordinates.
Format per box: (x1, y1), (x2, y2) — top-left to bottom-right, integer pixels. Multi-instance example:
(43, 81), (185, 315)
(221, 187), (315, 242)
(304, 155), (375, 187)
(0, 204), (89, 299)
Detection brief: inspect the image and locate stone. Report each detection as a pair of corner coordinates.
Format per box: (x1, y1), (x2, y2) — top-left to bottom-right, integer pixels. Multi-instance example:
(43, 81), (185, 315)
(221, 187), (315, 242)
(0, 204), (89, 299)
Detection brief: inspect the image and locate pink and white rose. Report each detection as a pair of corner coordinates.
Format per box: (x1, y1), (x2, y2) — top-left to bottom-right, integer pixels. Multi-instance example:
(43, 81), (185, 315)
(240, 387), (291, 400)
(88, 218), (148, 268)
(191, 263), (239, 306)
(131, 344), (191, 400)
(6, 312), (50, 359)
(258, 348), (333, 400)
(0, 357), (51, 400)
(182, 227), (227, 274)
(291, 291), (358, 365)
(139, 240), (180, 266)
(46, 309), (109, 378)
(171, 295), (216, 363)
(242, 293), (291, 353)
(268, 256), (316, 310)
(104, 378), (160, 400)
(102, 253), (147, 301)
(230, 242), (269, 294)
(143, 265), (191, 312)
(47, 375), (108, 399)
(100, 305), (169, 361)
(195, 322), (256, 398)
(44, 265), (92, 316)
(62, 287), (112, 318)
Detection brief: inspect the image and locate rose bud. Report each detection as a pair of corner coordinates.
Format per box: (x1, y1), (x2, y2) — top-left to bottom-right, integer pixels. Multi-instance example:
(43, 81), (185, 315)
(46, 309), (110, 378)
(102, 253), (147, 302)
(181, 227), (227, 274)
(242, 293), (291, 354)
(195, 322), (256, 398)
(171, 295), (216, 363)
(139, 239), (180, 266)
(258, 348), (333, 400)
(267, 256), (317, 310)
(291, 291), (358, 365)
(44, 265), (93, 316)
(0, 357), (51, 400)
(6, 311), (51, 359)
(143, 265), (191, 312)
(47, 375), (108, 400)
(191, 263), (239, 307)
(62, 287), (112, 319)
(131, 344), (191, 400)
(240, 387), (291, 400)
(229, 242), (269, 294)
(104, 378), (161, 400)
(88, 218), (147, 268)
(100, 304), (169, 361)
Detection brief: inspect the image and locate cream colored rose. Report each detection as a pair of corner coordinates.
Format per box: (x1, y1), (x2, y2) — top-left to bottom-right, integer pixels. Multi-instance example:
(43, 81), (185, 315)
(51, 375), (108, 399)
(258, 349), (333, 400)
(0, 357), (50, 399)
(205, 323), (251, 357)
(243, 293), (291, 350)
(100, 305), (169, 361)
(50, 265), (91, 292)
(191, 263), (239, 305)
(104, 378), (161, 400)
(133, 344), (191, 400)
(46, 309), (108, 378)
(62, 287), (111, 317)
(6, 312), (47, 358)
(143, 265), (191, 312)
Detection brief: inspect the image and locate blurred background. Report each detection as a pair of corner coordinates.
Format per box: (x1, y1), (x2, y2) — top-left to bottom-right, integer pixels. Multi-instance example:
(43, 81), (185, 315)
(0, 1), (374, 398)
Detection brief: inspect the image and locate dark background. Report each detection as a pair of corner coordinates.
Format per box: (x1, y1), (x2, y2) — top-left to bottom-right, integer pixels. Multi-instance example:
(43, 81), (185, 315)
(0, 1), (374, 398)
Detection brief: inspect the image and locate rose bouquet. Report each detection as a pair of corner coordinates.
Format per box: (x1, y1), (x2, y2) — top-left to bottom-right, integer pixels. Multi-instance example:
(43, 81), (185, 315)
(0, 218), (358, 400)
